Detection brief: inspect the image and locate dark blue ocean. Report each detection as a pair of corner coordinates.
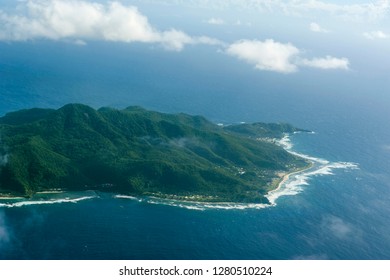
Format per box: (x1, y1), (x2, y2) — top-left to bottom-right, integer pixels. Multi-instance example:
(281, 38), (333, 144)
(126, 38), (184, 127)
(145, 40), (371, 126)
(1, 42), (390, 260)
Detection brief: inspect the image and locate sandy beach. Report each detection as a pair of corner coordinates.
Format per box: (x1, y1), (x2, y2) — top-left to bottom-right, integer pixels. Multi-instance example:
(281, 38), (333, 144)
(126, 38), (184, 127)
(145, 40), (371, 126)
(0, 195), (24, 200)
(36, 190), (64, 194)
(273, 162), (314, 193)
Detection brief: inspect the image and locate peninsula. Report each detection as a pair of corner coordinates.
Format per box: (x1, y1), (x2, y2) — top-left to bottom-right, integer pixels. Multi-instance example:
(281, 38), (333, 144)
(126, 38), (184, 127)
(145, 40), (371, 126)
(0, 104), (310, 203)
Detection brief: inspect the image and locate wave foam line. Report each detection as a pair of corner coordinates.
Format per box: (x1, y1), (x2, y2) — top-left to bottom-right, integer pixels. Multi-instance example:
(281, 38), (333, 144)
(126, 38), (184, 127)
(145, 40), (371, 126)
(115, 195), (139, 200)
(0, 196), (96, 208)
(115, 194), (270, 211)
(145, 198), (270, 211)
(267, 135), (359, 205)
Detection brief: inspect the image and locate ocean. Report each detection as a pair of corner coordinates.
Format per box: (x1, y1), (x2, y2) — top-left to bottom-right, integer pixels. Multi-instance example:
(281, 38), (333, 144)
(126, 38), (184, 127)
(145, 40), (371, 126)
(1, 42), (390, 260)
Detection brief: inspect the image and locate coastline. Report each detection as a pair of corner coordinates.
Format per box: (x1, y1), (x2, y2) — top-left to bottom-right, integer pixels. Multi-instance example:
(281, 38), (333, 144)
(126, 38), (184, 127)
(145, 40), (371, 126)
(36, 190), (64, 194)
(0, 195), (24, 200)
(0, 191), (63, 200)
(0, 191), (25, 200)
(273, 162), (314, 194)
(269, 133), (316, 194)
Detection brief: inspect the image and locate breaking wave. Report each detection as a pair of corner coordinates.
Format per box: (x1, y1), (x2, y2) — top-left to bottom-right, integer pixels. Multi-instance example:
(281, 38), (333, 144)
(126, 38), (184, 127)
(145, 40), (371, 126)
(116, 195), (269, 211)
(0, 195), (97, 208)
(266, 135), (359, 206)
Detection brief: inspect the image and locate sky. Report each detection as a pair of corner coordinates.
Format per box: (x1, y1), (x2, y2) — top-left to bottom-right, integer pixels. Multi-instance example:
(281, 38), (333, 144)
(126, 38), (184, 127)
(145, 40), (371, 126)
(0, 0), (389, 75)
(0, 0), (389, 124)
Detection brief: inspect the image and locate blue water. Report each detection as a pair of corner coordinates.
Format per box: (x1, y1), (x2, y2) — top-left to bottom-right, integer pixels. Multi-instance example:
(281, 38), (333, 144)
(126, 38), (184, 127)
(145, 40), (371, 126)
(1, 42), (390, 260)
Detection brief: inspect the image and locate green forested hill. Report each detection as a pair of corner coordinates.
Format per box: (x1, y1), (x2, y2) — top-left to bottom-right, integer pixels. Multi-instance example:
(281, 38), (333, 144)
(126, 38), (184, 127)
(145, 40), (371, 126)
(0, 104), (309, 203)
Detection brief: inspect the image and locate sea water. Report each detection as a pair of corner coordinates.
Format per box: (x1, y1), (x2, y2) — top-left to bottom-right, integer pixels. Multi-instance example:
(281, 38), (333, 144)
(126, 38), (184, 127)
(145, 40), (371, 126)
(1, 42), (390, 259)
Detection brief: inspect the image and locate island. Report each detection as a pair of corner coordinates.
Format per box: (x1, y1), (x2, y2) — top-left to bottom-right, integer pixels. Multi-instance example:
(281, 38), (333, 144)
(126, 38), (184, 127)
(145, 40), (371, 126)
(0, 104), (311, 203)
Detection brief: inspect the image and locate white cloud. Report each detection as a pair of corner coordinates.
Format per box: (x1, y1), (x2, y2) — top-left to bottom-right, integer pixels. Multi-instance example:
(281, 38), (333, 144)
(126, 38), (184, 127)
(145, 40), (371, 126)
(309, 22), (329, 33)
(160, 29), (193, 51)
(300, 56), (350, 70)
(0, 154), (8, 166)
(0, 135), (8, 167)
(73, 39), (87, 46)
(281, 0), (390, 20)
(234, 19), (252, 26)
(195, 36), (226, 46)
(226, 39), (300, 73)
(205, 18), (252, 27)
(0, 212), (10, 246)
(321, 216), (353, 240)
(206, 17), (225, 25)
(0, 1), (157, 42)
(160, 30), (225, 51)
(226, 39), (349, 73)
(363, 30), (389, 39)
(382, 144), (390, 151)
(235, 20), (242, 25)
(0, 0), (222, 51)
